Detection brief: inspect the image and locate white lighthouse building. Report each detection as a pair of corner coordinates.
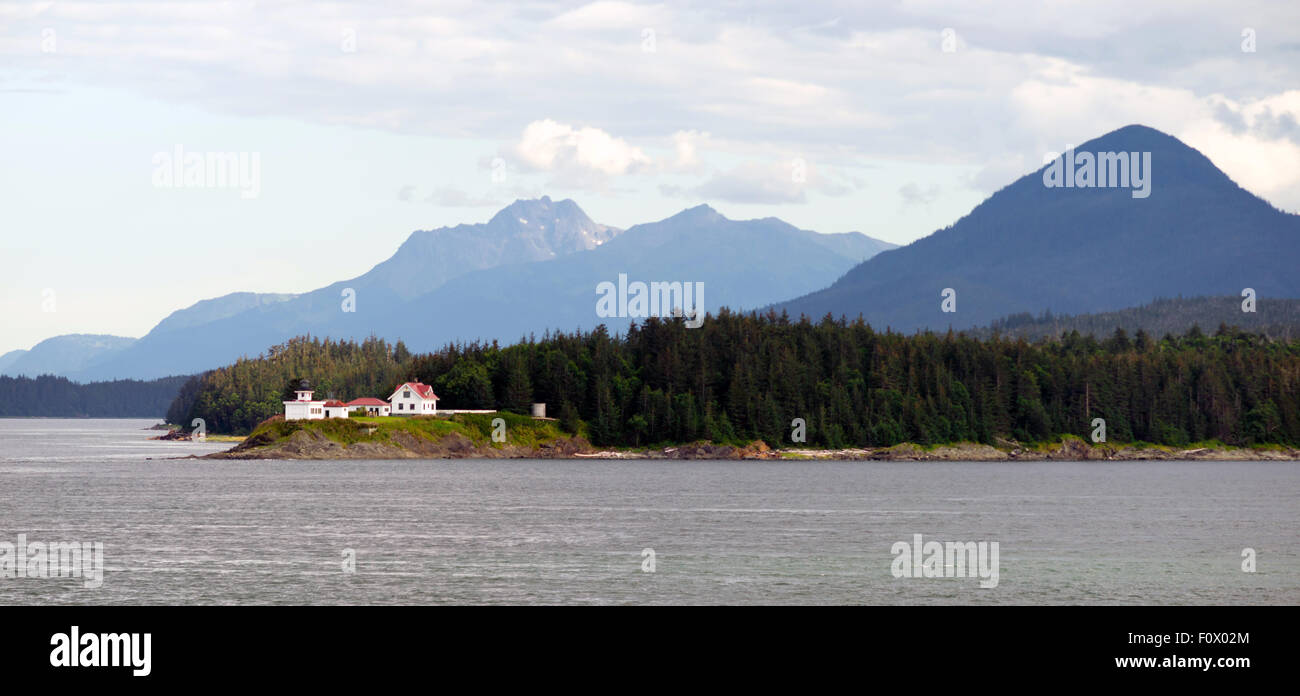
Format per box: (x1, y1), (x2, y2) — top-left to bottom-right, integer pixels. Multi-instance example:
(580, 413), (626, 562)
(283, 380), (326, 420)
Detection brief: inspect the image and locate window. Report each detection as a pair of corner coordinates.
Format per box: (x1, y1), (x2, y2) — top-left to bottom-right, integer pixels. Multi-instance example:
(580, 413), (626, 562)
(404, 391), (411, 398)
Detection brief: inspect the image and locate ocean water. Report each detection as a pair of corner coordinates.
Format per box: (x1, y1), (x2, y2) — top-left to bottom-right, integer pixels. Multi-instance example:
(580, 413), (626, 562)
(0, 418), (1296, 605)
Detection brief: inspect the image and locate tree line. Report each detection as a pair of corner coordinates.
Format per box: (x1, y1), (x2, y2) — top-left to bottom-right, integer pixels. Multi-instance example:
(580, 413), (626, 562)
(168, 312), (1300, 448)
(973, 295), (1300, 342)
(0, 374), (191, 417)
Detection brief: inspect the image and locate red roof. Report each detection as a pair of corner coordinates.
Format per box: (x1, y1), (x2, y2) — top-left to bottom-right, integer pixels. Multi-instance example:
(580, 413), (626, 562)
(323, 400), (347, 407)
(395, 382), (439, 400)
(346, 397), (389, 407)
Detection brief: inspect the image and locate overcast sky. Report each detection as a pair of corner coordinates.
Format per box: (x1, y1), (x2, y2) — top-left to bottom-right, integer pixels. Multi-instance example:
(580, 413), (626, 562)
(2, 0), (1299, 354)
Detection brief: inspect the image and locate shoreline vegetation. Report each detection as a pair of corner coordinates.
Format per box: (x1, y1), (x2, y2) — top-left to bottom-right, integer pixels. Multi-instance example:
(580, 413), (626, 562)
(171, 318), (1300, 458)
(195, 413), (1300, 461)
(0, 374), (190, 418)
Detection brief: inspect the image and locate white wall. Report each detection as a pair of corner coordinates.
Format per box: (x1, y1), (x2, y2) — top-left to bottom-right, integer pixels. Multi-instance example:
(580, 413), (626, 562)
(285, 402), (324, 421)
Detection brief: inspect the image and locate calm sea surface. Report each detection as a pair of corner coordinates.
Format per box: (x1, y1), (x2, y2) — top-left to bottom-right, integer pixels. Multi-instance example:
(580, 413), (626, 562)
(0, 418), (1296, 605)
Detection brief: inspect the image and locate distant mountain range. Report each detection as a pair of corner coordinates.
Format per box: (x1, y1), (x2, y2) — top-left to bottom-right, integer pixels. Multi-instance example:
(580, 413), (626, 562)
(54, 196), (623, 382)
(7, 197), (893, 382)
(968, 295), (1300, 342)
(773, 124), (1300, 331)
(0, 335), (138, 378)
(369, 204), (896, 350)
(13, 124), (1299, 384)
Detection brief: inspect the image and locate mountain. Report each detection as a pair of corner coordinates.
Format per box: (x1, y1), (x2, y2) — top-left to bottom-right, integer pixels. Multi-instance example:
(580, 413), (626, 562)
(0, 349), (27, 373)
(968, 296), (1300, 342)
(772, 124), (1300, 332)
(58, 201), (893, 380)
(332, 195), (620, 302)
(807, 231), (898, 260)
(368, 205), (892, 348)
(70, 197), (620, 381)
(61, 292), (301, 381)
(2, 334), (136, 377)
(149, 292), (299, 335)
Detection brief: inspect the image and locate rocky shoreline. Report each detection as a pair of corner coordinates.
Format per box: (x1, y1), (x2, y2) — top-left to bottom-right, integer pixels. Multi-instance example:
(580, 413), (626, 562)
(200, 428), (1300, 461)
(772, 439), (1300, 461)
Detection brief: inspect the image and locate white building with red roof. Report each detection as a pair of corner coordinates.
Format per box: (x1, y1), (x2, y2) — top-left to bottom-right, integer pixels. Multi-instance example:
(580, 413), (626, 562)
(346, 397), (391, 417)
(388, 381), (439, 416)
(322, 400), (350, 419)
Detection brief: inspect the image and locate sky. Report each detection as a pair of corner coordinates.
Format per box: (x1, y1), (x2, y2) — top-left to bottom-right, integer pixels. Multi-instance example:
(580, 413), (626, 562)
(2, 0), (1299, 355)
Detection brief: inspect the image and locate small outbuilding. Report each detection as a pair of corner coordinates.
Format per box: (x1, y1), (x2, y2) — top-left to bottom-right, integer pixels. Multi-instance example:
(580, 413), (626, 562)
(346, 397), (391, 417)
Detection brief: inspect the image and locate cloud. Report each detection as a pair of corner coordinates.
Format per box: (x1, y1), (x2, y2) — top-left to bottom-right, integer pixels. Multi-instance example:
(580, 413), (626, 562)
(1246, 105), (1300, 144)
(678, 162), (806, 204)
(425, 187), (502, 207)
(545, 1), (664, 32)
(661, 158), (859, 205)
(513, 119), (651, 175)
(670, 130), (709, 172)
(1, 1), (1299, 210)
(1179, 93), (1300, 211)
(899, 182), (941, 207)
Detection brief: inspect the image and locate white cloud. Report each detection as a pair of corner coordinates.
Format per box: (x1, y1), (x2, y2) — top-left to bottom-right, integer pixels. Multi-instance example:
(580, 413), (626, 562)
(0, 1), (1298, 208)
(510, 119), (653, 189)
(670, 130), (708, 172)
(664, 158), (858, 205)
(1180, 91), (1300, 210)
(546, 1), (665, 32)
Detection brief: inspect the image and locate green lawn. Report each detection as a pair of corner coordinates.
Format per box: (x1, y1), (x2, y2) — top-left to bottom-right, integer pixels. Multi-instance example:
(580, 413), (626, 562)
(246, 412), (569, 449)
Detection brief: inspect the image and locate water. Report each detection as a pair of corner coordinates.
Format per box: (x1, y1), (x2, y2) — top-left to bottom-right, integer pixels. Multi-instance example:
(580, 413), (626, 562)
(0, 418), (1296, 605)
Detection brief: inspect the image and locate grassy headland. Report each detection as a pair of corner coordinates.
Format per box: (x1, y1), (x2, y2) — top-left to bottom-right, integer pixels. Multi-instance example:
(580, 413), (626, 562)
(211, 412), (586, 459)
(206, 415), (1300, 461)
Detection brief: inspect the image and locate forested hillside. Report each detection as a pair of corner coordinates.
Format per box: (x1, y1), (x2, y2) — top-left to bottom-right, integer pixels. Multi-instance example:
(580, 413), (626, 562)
(973, 296), (1300, 342)
(173, 315), (1300, 448)
(0, 374), (190, 417)
(166, 336), (412, 434)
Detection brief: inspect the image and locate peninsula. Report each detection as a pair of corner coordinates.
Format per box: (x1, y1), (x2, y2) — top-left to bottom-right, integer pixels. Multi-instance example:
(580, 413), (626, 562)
(202, 413), (1300, 461)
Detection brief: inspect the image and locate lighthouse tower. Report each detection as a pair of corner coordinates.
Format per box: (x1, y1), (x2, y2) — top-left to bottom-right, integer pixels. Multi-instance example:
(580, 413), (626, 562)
(283, 379), (326, 420)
